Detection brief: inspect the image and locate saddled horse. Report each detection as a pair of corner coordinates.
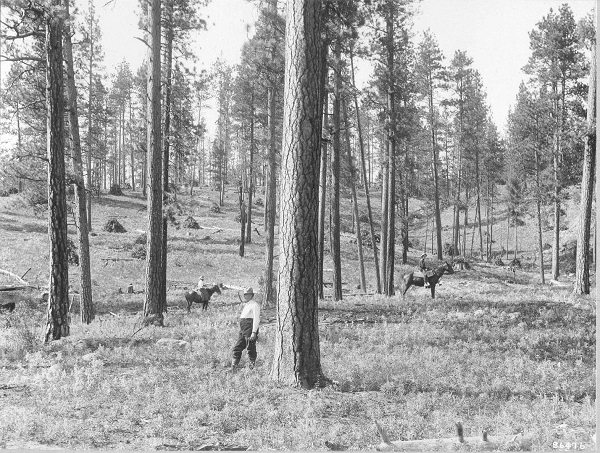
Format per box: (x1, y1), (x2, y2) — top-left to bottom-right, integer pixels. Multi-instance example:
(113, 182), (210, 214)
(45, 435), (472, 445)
(401, 261), (454, 299)
(184, 284), (222, 312)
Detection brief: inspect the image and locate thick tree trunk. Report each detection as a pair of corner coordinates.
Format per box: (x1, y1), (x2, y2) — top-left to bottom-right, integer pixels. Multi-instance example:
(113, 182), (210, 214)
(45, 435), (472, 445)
(452, 93), (464, 259)
(475, 151), (483, 257)
(462, 188), (469, 256)
(130, 98), (135, 191)
(385, 137), (396, 294)
(342, 98), (366, 292)
(514, 216), (518, 260)
(551, 83), (563, 281)
(142, 142), (147, 198)
(86, 7), (94, 229)
(506, 214), (510, 259)
(271, 0), (326, 389)
(383, 4), (397, 295)
(143, 0), (164, 323)
(574, 43), (596, 295)
(489, 185), (495, 260)
(400, 140), (409, 265)
(239, 186), (246, 257)
(63, 0), (94, 324)
(246, 90), (255, 244)
(121, 108), (126, 186)
(380, 139), (389, 287)
(44, 2), (70, 343)
(330, 38), (343, 301)
(427, 75), (443, 260)
(160, 2), (174, 315)
(263, 84), (278, 307)
(317, 92), (329, 300)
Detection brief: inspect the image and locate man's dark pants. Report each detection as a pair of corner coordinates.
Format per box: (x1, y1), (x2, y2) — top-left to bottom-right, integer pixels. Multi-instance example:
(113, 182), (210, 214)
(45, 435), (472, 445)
(232, 318), (258, 361)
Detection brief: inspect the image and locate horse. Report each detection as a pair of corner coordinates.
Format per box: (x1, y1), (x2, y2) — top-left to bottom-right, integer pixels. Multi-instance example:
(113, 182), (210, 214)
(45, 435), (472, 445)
(184, 284), (222, 312)
(401, 261), (454, 299)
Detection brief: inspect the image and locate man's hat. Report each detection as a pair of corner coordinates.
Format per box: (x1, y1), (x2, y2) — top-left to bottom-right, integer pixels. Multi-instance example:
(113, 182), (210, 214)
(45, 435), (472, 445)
(421, 253), (427, 258)
(244, 287), (254, 296)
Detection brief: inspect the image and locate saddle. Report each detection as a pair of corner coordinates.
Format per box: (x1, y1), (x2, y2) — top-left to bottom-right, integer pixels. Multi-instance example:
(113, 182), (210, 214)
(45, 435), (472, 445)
(415, 269), (434, 279)
(197, 287), (210, 302)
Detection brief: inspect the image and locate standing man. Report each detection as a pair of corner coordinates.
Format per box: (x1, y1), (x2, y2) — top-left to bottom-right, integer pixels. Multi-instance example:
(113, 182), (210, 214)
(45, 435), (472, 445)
(231, 287), (261, 370)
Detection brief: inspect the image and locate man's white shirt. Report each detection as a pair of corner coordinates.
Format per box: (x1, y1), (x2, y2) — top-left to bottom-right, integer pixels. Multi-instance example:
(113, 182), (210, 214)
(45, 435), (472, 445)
(240, 300), (260, 333)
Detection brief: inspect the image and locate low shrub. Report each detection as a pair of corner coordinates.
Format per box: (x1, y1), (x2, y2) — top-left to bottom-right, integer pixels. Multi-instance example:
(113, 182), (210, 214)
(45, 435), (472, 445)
(183, 216), (200, 229)
(23, 184), (48, 213)
(131, 244), (146, 259)
(108, 184), (123, 196)
(103, 219), (127, 233)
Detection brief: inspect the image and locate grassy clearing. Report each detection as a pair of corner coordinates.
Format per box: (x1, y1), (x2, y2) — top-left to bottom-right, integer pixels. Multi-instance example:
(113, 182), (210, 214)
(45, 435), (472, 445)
(0, 189), (596, 450)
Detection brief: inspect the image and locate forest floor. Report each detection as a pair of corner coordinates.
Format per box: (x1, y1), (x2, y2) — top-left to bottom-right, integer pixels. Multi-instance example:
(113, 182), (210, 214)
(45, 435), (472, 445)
(0, 186), (596, 451)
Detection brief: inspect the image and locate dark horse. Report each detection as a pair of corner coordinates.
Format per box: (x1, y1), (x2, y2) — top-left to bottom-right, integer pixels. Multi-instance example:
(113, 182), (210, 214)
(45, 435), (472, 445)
(184, 284), (221, 312)
(401, 261), (454, 299)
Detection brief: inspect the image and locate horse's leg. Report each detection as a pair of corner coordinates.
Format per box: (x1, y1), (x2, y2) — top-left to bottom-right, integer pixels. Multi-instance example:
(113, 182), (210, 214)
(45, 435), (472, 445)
(430, 284), (435, 299)
(402, 280), (411, 299)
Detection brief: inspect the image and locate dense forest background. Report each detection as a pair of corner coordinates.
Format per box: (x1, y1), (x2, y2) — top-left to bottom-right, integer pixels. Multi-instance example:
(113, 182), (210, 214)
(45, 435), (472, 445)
(0, 0), (596, 324)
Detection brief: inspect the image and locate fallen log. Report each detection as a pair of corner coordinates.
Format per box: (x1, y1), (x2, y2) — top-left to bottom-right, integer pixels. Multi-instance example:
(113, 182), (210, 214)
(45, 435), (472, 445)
(375, 421), (532, 451)
(0, 286), (31, 292)
(0, 269), (29, 286)
(197, 225), (234, 232)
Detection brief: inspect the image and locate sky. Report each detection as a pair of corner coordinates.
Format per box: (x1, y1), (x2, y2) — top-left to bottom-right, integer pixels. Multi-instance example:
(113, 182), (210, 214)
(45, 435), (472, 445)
(0, 0), (596, 143)
(93, 0), (594, 135)
(412, 0), (595, 129)
(96, 0), (258, 71)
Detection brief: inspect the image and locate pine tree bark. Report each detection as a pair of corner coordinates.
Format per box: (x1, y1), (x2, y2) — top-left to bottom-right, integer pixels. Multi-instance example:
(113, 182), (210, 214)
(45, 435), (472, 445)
(330, 37), (343, 301)
(475, 147), (483, 257)
(239, 186), (246, 257)
(551, 78), (566, 281)
(452, 85), (464, 259)
(551, 122), (561, 280)
(317, 92), (329, 300)
(350, 52), (381, 293)
(574, 42), (596, 295)
(160, 0), (174, 314)
(380, 139), (389, 287)
(130, 98), (135, 191)
(245, 90), (255, 244)
(271, 0), (326, 389)
(263, 81), (278, 306)
(63, 0), (94, 324)
(343, 98), (366, 292)
(86, 4), (94, 228)
(426, 68), (443, 260)
(402, 142), (410, 264)
(44, 1), (70, 343)
(534, 146), (546, 284)
(383, 5), (396, 296)
(143, 0), (164, 323)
